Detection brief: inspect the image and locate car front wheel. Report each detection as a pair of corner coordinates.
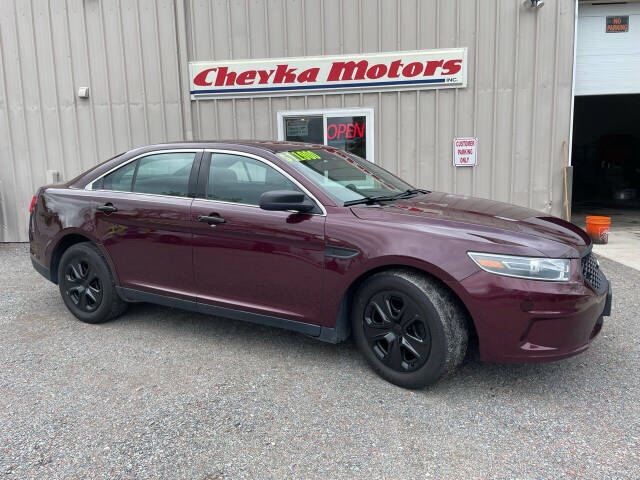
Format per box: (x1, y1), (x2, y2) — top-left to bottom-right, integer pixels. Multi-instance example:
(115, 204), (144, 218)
(58, 242), (127, 324)
(352, 269), (469, 389)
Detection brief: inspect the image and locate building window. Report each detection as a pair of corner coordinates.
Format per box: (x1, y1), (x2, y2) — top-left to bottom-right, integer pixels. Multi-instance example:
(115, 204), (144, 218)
(277, 108), (374, 162)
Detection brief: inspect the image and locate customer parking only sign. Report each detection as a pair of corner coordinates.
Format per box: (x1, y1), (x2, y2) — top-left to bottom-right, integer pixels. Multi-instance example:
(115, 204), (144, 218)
(189, 48), (467, 99)
(453, 138), (478, 167)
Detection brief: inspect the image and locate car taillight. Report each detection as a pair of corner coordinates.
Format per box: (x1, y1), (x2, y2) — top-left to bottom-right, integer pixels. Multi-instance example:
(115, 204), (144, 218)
(29, 195), (37, 213)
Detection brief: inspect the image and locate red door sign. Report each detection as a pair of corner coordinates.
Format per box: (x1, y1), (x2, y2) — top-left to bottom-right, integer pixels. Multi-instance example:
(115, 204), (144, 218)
(326, 121), (365, 140)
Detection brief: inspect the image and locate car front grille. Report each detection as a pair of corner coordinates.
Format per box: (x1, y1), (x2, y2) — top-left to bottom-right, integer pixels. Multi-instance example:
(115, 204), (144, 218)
(581, 252), (606, 293)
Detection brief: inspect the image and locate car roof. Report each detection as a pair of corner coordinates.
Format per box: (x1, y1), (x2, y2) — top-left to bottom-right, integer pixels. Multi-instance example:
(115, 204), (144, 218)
(66, 140), (333, 188)
(143, 140), (329, 154)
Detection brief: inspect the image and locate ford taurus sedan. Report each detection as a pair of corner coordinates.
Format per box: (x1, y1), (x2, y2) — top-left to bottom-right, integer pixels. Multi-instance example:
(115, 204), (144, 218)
(29, 141), (612, 388)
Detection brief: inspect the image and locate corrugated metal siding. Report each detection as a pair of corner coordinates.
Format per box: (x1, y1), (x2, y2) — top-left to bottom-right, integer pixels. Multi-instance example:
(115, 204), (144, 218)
(0, 0), (576, 242)
(0, 0), (185, 242)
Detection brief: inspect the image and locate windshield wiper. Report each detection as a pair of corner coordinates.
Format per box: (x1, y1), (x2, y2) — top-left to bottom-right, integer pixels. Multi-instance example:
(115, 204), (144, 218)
(343, 189), (430, 207)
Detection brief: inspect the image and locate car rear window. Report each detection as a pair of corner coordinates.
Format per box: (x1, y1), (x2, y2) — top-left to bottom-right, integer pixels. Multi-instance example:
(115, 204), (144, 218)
(95, 160), (137, 192)
(93, 152), (196, 197)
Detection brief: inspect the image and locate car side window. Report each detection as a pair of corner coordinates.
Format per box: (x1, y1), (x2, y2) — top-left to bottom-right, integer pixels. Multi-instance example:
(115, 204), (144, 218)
(94, 152), (196, 196)
(95, 160), (138, 192)
(207, 153), (300, 205)
(132, 153), (196, 197)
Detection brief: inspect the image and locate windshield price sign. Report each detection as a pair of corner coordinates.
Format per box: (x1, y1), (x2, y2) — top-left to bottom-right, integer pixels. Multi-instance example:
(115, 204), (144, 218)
(190, 48), (467, 99)
(453, 138), (477, 167)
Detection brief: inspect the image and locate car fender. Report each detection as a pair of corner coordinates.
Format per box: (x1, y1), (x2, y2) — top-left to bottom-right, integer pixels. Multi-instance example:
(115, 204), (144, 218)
(45, 227), (120, 286)
(322, 250), (482, 337)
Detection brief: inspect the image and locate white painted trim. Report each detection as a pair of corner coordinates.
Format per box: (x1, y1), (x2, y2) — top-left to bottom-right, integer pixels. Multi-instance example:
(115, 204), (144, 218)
(276, 107), (375, 163)
(568, 0), (579, 168)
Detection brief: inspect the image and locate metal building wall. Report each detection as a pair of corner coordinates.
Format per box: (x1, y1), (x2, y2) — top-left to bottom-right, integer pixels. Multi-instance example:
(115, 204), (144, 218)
(0, 0), (576, 242)
(0, 0), (186, 242)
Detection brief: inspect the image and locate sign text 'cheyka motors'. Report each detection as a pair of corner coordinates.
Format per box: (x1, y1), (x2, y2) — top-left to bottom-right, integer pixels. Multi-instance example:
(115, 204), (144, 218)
(189, 49), (467, 99)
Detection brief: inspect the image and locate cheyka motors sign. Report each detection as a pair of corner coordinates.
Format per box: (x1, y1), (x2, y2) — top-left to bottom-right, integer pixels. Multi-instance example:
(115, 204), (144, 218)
(189, 48), (467, 99)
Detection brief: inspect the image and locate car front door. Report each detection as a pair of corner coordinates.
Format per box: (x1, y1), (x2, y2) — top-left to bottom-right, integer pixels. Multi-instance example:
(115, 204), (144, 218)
(191, 151), (326, 325)
(91, 150), (201, 300)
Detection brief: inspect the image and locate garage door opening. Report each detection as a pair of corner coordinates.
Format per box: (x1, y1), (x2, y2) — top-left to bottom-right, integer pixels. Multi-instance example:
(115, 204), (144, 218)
(570, 2), (640, 268)
(570, 94), (640, 250)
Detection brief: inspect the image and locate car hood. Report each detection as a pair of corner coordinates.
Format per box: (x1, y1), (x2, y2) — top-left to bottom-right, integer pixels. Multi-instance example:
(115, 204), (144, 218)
(350, 191), (590, 258)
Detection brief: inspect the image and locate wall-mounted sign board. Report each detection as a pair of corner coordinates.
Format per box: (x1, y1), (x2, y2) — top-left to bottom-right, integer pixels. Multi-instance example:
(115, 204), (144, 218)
(606, 16), (629, 33)
(189, 48), (467, 99)
(285, 119), (309, 137)
(453, 138), (477, 167)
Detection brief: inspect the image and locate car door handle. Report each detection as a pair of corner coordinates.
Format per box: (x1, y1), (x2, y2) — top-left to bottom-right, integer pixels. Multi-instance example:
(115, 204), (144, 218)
(197, 215), (226, 225)
(96, 205), (118, 213)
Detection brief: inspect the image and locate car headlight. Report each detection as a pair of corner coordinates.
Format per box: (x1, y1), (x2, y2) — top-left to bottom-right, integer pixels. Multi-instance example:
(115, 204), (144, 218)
(467, 252), (570, 282)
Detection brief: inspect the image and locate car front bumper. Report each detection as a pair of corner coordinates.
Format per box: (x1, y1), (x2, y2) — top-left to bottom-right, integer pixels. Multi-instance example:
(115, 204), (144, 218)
(458, 265), (611, 363)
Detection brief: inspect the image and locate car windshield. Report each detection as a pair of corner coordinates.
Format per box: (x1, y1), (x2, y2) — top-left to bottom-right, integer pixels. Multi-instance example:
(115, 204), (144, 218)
(276, 148), (413, 205)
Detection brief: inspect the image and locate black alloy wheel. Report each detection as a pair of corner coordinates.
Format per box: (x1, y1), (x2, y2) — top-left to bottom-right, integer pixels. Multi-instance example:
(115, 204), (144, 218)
(352, 269), (469, 389)
(363, 290), (431, 372)
(57, 242), (127, 324)
(62, 258), (103, 312)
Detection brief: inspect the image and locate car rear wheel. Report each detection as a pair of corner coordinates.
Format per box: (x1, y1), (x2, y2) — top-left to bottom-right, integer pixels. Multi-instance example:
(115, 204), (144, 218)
(58, 242), (127, 324)
(352, 269), (469, 389)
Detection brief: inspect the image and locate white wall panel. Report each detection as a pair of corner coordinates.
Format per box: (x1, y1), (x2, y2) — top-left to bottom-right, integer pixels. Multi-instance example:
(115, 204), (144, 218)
(576, 3), (640, 95)
(0, 0), (577, 242)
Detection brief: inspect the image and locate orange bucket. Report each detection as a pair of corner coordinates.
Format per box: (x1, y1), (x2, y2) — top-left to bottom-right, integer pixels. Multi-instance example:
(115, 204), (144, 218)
(585, 216), (610, 244)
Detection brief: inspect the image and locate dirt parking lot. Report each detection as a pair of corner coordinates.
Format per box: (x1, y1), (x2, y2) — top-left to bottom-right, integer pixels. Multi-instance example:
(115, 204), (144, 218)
(1, 243), (638, 479)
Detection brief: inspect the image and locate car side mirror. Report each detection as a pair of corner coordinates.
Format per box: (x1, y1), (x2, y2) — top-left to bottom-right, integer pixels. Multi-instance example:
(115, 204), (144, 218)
(259, 190), (315, 213)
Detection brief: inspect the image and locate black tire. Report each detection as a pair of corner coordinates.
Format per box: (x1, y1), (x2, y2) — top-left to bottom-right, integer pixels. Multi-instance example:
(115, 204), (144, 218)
(57, 242), (127, 324)
(351, 269), (469, 389)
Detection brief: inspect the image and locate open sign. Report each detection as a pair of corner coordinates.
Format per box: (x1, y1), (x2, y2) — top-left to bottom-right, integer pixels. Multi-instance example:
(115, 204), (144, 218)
(326, 121), (366, 140)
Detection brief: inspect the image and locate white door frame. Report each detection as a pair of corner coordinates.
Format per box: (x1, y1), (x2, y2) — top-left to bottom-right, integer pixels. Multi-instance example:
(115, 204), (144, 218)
(568, 0), (579, 167)
(276, 108), (375, 163)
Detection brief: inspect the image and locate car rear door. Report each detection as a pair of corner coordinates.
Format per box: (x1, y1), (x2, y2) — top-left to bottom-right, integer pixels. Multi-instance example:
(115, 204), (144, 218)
(90, 150), (202, 300)
(190, 150), (326, 325)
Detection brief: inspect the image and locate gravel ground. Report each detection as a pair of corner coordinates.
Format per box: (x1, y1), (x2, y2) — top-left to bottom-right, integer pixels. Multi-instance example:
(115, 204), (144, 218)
(0, 243), (638, 479)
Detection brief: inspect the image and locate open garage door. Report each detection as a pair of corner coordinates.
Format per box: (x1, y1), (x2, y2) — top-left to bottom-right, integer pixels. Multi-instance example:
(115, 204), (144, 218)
(572, 2), (640, 269)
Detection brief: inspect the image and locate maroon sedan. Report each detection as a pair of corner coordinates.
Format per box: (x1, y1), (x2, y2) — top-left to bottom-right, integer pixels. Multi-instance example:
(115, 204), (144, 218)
(29, 141), (612, 388)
